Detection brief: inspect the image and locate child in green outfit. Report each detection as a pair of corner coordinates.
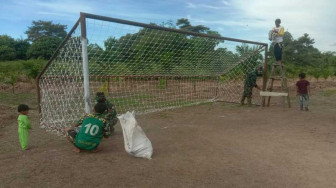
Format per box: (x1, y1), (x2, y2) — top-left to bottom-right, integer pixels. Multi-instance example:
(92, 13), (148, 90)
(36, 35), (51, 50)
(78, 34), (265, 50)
(17, 104), (32, 150)
(65, 102), (107, 153)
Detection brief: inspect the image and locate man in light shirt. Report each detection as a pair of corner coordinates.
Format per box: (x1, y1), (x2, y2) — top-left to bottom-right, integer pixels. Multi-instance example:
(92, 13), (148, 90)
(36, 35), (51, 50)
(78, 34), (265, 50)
(272, 18), (284, 64)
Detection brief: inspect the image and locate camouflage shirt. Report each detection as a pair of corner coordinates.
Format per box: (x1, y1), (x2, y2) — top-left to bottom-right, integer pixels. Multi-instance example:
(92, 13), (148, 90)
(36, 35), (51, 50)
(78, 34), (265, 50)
(95, 96), (117, 118)
(77, 113), (106, 126)
(244, 71), (258, 88)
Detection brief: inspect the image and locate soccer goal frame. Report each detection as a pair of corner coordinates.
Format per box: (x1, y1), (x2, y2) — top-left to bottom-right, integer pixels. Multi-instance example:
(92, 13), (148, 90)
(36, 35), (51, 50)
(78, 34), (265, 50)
(36, 12), (268, 135)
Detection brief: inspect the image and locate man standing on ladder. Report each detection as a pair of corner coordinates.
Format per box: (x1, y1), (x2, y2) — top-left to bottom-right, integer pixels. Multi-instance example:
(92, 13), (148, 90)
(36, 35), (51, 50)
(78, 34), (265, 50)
(272, 18), (284, 65)
(263, 18), (291, 108)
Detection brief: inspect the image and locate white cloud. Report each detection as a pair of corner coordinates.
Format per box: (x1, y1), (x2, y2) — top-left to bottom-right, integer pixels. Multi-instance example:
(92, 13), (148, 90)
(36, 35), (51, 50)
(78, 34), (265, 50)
(186, 2), (196, 8)
(229, 0), (336, 52)
(221, 0), (230, 6)
(37, 11), (69, 17)
(186, 2), (228, 10)
(33, 0), (94, 15)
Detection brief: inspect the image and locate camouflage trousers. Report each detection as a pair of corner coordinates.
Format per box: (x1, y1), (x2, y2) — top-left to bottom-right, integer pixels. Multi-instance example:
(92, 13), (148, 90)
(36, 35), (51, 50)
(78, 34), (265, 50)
(241, 86), (253, 105)
(103, 114), (118, 138)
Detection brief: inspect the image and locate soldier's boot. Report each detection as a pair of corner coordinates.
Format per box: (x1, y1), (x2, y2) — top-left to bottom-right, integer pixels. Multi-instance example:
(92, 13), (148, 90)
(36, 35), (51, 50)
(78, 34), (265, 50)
(247, 97), (252, 106)
(108, 118), (118, 135)
(110, 126), (115, 134)
(240, 96), (245, 105)
(103, 125), (111, 138)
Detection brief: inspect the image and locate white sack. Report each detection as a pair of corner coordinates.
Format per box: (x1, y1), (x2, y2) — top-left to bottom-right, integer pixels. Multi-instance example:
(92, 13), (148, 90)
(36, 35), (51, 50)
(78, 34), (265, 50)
(118, 111), (153, 159)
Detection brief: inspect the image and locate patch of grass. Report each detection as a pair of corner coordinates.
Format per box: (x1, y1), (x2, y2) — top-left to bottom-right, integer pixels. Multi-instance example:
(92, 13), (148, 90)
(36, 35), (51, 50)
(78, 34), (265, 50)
(200, 101), (214, 106)
(109, 94), (154, 107)
(159, 112), (169, 118)
(0, 59), (46, 82)
(0, 92), (37, 108)
(321, 88), (336, 97)
(112, 97), (142, 107)
(109, 94), (214, 113)
(158, 78), (166, 89)
(221, 102), (242, 109)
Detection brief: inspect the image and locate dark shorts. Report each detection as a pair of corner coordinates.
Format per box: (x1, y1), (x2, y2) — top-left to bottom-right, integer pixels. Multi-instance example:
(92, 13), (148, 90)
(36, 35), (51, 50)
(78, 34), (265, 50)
(274, 43), (283, 61)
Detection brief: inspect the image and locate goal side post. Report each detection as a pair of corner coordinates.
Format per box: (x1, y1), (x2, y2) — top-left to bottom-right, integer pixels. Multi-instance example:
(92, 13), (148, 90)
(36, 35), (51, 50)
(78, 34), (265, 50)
(80, 12), (91, 114)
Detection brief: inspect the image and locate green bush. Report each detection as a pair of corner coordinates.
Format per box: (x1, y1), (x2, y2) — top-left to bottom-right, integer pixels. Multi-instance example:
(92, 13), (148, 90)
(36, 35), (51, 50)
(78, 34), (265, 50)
(0, 59), (46, 82)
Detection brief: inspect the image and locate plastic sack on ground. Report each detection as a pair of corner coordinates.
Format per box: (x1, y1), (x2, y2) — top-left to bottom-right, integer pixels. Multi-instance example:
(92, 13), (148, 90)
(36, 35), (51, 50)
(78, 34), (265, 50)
(118, 111), (153, 159)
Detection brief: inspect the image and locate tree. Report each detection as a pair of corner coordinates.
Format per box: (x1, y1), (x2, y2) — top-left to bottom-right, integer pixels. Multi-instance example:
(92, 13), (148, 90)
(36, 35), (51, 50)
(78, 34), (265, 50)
(176, 18), (210, 34)
(100, 18), (225, 76)
(310, 68), (322, 82)
(14, 39), (30, 60)
(176, 18), (191, 29)
(0, 35), (30, 60)
(25, 20), (67, 42)
(298, 33), (315, 47)
(0, 35), (16, 60)
(4, 72), (20, 93)
(0, 45), (16, 61)
(275, 32), (322, 67)
(321, 68), (330, 80)
(24, 20), (67, 60)
(0, 35), (15, 47)
(234, 44), (263, 76)
(26, 36), (62, 59)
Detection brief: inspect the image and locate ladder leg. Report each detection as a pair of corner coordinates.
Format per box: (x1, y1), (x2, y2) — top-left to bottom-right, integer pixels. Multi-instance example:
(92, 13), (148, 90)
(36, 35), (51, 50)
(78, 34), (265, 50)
(279, 65), (286, 107)
(283, 78), (291, 108)
(280, 64), (291, 108)
(266, 65), (276, 90)
(267, 78), (274, 107)
(281, 65), (291, 108)
(266, 65), (276, 107)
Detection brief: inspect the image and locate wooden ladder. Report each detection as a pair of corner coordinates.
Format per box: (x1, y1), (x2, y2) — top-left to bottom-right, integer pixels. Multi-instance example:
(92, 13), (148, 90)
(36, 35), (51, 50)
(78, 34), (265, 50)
(261, 62), (291, 107)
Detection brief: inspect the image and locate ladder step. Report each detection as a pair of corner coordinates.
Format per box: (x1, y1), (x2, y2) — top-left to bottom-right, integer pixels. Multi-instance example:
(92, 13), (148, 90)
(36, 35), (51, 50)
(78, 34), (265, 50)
(260, 91), (288, 97)
(270, 77), (282, 80)
(273, 63), (284, 66)
(269, 76), (287, 80)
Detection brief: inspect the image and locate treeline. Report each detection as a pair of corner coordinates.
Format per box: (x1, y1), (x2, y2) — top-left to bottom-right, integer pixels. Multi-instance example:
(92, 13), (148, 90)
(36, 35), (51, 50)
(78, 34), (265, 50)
(0, 21), (66, 61)
(1, 18), (336, 85)
(84, 19), (262, 77)
(268, 32), (336, 79)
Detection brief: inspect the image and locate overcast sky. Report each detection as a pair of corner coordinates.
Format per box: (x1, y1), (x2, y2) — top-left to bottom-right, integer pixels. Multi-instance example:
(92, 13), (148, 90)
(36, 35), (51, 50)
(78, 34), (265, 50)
(0, 0), (335, 52)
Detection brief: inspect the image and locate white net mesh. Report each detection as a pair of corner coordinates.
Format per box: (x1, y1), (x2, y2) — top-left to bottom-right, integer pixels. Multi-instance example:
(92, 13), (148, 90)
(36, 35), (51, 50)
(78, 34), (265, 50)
(38, 15), (266, 135)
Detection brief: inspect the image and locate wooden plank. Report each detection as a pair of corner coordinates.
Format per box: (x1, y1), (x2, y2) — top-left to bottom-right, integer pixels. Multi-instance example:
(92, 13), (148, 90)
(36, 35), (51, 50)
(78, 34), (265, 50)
(260, 91), (288, 97)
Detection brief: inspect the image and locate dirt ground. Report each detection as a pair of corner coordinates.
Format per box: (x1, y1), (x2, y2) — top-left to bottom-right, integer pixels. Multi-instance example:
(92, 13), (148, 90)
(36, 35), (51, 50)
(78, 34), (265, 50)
(1, 81), (336, 188)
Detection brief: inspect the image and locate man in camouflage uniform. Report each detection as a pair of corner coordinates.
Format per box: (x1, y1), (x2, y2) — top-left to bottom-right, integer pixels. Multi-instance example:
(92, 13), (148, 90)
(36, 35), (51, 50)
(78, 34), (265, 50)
(241, 67), (263, 106)
(95, 92), (118, 138)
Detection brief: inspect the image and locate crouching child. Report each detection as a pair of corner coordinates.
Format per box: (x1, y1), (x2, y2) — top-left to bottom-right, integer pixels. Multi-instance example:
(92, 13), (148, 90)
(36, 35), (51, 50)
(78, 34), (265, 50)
(65, 103), (107, 153)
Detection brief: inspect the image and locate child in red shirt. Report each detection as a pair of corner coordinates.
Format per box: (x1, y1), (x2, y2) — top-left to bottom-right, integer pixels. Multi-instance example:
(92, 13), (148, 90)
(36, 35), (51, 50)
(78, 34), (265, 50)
(296, 73), (310, 111)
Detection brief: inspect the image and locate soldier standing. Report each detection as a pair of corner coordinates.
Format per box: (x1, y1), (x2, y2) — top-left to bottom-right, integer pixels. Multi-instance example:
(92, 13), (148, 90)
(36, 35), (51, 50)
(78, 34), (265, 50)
(241, 67), (263, 106)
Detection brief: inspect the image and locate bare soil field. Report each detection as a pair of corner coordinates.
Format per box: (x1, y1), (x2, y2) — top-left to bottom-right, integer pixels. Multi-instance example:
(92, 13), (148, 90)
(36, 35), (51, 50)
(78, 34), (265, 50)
(1, 80), (336, 188)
